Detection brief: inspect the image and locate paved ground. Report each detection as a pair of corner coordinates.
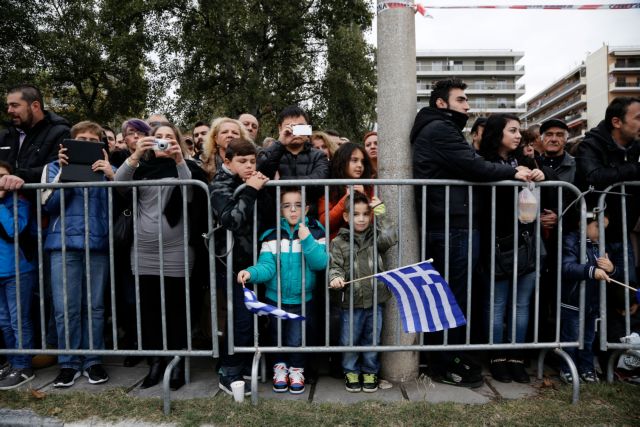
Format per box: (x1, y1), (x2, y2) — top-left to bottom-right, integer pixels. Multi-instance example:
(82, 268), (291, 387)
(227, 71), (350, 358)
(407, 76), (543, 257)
(0, 355), (551, 426)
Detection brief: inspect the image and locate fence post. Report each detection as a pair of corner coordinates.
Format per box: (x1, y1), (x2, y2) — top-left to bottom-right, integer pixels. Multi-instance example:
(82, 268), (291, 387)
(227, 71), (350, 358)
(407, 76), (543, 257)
(377, 0), (419, 382)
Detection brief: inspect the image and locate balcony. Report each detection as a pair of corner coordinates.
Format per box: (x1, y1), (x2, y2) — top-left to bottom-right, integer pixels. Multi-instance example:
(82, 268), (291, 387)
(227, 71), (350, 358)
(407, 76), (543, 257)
(416, 64), (525, 76)
(610, 80), (640, 93)
(523, 80), (585, 118)
(528, 95), (587, 125)
(417, 83), (525, 96)
(565, 112), (587, 128)
(611, 58), (640, 73)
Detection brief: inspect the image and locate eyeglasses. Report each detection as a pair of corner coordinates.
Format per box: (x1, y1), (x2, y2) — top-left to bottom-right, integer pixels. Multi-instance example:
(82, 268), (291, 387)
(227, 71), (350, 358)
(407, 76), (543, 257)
(281, 203), (303, 211)
(125, 130), (146, 137)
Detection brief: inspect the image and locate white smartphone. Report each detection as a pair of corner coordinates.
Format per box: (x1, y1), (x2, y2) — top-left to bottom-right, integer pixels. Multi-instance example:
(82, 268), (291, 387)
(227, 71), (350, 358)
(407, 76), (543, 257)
(292, 124), (312, 136)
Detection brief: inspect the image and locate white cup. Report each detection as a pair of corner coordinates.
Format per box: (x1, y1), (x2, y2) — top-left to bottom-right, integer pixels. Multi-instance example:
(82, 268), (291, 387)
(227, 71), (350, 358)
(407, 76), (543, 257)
(230, 380), (245, 403)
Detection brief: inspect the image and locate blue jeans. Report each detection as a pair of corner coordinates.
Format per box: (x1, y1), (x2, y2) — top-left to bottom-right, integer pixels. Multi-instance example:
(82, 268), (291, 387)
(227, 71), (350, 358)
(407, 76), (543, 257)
(51, 251), (107, 371)
(561, 305), (597, 374)
(484, 271), (536, 344)
(267, 298), (312, 369)
(340, 305), (382, 374)
(0, 271), (35, 369)
(426, 229), (480, 368)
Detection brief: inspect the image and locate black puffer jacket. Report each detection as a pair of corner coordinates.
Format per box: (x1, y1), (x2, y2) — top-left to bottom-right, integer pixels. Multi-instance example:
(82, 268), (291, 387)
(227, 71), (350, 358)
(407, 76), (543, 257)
(0, 111), (71, 183)
(410, 107), (517, 229)
(257, 140), (329, 206)
(575, 121), (640, 241)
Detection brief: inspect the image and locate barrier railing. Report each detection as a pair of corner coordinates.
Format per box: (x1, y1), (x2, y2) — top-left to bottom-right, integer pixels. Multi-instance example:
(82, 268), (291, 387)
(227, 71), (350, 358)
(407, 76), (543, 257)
(1, 179), (217, 414)
(597, 182), (640, 383)
(222, 179), (589, 404)
(6, 178), (630, 409)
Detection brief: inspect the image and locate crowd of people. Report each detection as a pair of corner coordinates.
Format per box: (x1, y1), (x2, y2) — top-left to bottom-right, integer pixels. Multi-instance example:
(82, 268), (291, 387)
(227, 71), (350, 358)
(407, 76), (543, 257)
(0, 82), (638, 397)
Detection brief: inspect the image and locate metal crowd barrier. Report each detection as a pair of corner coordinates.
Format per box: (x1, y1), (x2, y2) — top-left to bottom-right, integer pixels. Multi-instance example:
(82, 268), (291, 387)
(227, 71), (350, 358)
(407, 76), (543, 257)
(6, 178), (626, 408)
(1, 179), (217, 414)
(597, 182), (640, 383)
(225, 179), (588, 404)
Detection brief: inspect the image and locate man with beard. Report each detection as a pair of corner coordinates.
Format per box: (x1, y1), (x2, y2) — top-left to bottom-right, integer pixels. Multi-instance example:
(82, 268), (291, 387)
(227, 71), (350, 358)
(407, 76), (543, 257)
(191, 121), (210, 159)
(0, 85), (70, 190)
(257, 105), (329, 205)
(410, 78), (531, 388)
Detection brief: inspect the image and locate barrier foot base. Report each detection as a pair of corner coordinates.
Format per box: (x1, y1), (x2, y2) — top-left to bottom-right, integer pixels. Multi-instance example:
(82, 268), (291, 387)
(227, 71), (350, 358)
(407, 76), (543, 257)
(607, 349), (624, 383)
(251, 351), (262, 406)
(163, 355), (181, 415)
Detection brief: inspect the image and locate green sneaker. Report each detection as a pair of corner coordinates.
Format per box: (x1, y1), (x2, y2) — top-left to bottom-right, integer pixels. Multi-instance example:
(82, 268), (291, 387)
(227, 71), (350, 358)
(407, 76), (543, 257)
(362, 373), (378, 393)
(344, 372), (361, 392)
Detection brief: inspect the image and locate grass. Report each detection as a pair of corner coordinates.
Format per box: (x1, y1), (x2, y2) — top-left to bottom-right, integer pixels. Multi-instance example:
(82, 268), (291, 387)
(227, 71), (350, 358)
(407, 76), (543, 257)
(0, 382), (638, 426)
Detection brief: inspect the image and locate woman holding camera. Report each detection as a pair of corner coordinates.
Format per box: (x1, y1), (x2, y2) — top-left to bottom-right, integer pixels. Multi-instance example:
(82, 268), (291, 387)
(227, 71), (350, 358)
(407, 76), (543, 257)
(114, 122), (208, 390)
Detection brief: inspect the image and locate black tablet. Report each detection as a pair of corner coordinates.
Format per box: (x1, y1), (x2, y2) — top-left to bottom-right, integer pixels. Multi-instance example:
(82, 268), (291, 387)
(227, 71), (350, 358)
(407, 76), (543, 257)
(59, 139), (104, 182)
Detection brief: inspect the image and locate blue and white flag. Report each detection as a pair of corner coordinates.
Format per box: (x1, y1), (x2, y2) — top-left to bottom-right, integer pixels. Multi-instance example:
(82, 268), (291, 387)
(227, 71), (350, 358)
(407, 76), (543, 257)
(375, 261), (466, 333)
(243, 287), (305, 321)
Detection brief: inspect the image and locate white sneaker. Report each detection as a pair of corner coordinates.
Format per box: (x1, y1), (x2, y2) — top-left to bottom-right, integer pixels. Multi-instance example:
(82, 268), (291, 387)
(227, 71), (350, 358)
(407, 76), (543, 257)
(272, 363), (288, 393)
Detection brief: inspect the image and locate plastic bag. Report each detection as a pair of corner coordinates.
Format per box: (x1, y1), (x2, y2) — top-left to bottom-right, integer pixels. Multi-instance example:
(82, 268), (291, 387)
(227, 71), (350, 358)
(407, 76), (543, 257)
(518, 183), (538, 224)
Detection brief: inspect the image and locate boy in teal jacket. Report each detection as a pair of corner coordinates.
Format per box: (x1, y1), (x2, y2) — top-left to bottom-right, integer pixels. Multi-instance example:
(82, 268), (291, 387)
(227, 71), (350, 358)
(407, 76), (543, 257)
(238, 187), (328, 394)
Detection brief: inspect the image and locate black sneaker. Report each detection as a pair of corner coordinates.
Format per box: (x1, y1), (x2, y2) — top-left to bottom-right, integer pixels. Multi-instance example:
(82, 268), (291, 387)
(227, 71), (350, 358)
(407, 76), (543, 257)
(432, 357), (484, 388)
(362, 373), (379, 393)
(218, 374), (251, 396)
(507, 358), (530, 384)
(83, 364), (109, 384)
(53, 368), (81, 388)
(345, 372), (362, 392)
(0, 368), (35, 390)
(0, 362), (12, 381)
(489, 357), (512, 383)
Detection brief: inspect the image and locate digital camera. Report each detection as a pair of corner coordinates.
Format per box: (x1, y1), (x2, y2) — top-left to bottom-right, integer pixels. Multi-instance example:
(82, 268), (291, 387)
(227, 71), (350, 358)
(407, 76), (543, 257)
(153, 139), (170, 151)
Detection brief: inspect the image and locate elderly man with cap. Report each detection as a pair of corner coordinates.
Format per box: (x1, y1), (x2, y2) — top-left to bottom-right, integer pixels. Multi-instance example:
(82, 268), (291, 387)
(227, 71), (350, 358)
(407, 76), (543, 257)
(539, 118), (576, 184)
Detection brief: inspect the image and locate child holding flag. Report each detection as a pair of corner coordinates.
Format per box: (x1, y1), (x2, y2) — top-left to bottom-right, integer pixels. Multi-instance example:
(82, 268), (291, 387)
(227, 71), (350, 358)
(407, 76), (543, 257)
(237, 187), (328, 394)
(329, 192), (397, 392)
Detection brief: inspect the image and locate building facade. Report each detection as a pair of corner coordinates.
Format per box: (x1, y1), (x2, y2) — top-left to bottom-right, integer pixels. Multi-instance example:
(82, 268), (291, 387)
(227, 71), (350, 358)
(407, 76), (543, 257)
(522, 45), (640, 142)
(416, 50), (526, 133)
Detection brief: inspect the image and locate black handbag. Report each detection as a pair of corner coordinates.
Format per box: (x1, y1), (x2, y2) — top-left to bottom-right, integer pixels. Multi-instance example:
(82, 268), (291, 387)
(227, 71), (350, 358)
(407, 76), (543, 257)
(493, 231), (539, 280)
(113, 204), (134, 250)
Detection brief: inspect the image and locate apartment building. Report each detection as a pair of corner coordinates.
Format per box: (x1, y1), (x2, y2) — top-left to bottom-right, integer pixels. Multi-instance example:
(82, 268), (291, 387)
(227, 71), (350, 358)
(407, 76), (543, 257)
(522, 45), (640, 142)
(416, 50), (526, 133)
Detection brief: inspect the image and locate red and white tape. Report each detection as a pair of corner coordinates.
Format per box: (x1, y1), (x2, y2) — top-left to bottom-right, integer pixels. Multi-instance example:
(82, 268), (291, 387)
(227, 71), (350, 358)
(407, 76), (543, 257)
(377, 1), (639, 16)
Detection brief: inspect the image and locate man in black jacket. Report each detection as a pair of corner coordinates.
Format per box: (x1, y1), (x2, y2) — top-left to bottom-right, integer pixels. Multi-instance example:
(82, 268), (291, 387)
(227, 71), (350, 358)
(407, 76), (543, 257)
(0, 85), (70, 190)
(410, 79), (530, 388)
(257, 105), (329, 206)
(575, 97), (640, 243)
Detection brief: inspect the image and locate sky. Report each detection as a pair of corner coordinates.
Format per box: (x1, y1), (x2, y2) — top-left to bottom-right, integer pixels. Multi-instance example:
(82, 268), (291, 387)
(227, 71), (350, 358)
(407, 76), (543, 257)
(368, 0), (640, 103)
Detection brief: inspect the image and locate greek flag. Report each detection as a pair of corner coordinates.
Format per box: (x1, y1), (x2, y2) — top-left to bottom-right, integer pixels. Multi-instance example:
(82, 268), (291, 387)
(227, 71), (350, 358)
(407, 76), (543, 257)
(243, 287), (305, 321)
(375, 261), (466, 333)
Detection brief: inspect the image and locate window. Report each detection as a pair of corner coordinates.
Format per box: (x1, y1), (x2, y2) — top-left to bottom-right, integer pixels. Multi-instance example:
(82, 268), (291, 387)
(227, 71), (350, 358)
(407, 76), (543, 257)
(475, 80), (485, 89)
(432, 61), (443, 71)
(453, 60), (463, 71)
(497, 97), (508, 108)
(497, 80), (507, 89)
(496, 60), (506, 71)
(475, 60), (484, 70)
(475, 97), (486, 108)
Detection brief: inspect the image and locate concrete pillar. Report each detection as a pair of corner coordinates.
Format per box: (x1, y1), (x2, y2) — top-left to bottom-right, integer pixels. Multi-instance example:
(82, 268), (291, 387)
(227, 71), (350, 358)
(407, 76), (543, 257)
(376, 2), (419, 382)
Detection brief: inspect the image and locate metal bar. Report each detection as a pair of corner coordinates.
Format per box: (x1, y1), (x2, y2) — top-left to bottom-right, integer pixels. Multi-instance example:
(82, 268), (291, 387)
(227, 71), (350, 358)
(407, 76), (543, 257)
(84, 187), (94, 350)
(60, 188), (70, 350)
(108, 188), (118, 349)
(133, 187), (142, 350)
(157, 187), (168, 350)
(182, 185), (193, 353)
(36, 189), (46, 349)
(511, 186), (519, 345)
(489, 186), (496, 344)
(13, 193), (22, 349)
(301, 186), (307, 347)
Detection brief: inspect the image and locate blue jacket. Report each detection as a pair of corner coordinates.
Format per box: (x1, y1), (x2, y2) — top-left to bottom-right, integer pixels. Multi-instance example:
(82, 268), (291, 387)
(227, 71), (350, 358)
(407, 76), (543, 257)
(561, 231), (624, 310)
(42, 161), (112, 252)
(0, 194), (35, 277)
(245, 217), (328, 304)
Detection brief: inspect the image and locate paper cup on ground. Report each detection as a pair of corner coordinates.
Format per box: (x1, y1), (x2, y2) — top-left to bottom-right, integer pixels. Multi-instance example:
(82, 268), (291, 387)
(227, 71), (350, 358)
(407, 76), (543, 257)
(231, 380), (245, 402)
